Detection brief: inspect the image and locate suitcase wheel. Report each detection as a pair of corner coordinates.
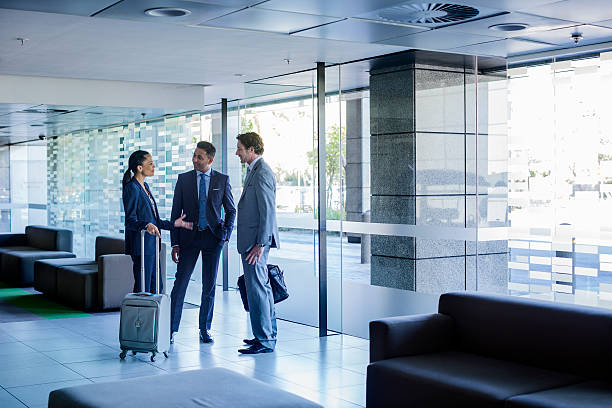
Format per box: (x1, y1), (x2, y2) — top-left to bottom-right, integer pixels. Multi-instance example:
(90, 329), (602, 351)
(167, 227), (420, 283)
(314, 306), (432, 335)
(119, 350), (127, 360)
(163, 352), (168, 358)
(150, 352), (156, 362)
(132, 351), (137, 356)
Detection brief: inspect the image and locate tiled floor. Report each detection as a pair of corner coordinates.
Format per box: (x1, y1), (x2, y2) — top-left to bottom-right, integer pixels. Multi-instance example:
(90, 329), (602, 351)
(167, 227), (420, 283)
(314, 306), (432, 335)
(0, 288), (368, 407)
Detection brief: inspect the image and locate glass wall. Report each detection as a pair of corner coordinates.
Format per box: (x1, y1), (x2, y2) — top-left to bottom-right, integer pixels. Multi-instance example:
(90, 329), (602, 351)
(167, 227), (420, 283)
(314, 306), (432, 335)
(507, 52), (612, 308)
(220, 53), (509, 337)
(0, 143), (46, 233)
(39, 49), (612, 337)
(47, 112), (210, 301)
(236, 74), (320, 327)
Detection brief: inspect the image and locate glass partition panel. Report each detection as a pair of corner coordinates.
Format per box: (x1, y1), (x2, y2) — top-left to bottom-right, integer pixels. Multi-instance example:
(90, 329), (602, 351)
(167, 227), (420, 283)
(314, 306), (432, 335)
(326, 64), (344, 333)
(237, 73), (319, 326)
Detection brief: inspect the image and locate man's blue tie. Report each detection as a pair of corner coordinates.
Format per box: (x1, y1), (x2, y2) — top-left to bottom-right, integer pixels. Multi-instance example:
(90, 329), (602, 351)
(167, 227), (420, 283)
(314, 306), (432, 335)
(198, 173), (208, 229)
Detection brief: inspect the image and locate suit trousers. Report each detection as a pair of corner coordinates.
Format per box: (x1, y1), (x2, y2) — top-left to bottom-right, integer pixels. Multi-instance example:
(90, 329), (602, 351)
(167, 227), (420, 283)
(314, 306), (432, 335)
(170, 228), (224, 333)
(241, 246), (277, 349)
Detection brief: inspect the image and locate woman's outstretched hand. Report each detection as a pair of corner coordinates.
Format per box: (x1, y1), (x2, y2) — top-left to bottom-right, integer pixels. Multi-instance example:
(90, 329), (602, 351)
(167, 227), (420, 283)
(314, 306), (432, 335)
(146, 223), (161, 237)
(174, 214), (193, 230)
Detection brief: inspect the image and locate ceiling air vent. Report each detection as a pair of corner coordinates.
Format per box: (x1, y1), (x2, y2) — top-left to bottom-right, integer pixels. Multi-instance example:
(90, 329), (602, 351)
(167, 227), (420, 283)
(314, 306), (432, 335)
(377, 3), (479, 25)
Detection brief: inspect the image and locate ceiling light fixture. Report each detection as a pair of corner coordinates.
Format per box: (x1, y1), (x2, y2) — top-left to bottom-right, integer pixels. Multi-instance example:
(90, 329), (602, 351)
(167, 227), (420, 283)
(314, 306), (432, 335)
(571, 32), (583, 44)
(144, 7), (191, 17)
(15, 37), (29, 46)
(488, 23), (530, 32)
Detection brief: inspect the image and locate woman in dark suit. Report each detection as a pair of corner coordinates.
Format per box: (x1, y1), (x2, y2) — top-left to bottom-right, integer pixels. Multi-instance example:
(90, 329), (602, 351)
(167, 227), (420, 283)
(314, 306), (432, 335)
(122, 150), (192, 293)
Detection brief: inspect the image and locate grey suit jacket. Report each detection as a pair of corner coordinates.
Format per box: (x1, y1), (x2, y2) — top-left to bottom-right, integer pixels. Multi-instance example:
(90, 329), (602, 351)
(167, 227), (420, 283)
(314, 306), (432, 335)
(237, 158), (280, 254)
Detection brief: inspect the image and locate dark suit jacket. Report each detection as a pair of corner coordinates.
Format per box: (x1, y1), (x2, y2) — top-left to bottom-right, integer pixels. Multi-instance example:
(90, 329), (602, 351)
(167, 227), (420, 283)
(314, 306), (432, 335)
(170, 169), (236, 247)
(122, 178), (173, 256)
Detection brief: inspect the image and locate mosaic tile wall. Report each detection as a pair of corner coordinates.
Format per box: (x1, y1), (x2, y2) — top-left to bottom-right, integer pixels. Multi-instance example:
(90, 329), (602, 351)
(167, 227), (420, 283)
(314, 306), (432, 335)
(47, 113), (211, 257)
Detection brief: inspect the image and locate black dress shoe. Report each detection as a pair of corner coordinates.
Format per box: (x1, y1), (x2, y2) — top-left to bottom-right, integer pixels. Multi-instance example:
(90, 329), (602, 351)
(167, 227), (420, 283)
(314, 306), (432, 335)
(243, 338), (259, 346)
(238, 343), (273, 354)
(199, 330), (213, 343)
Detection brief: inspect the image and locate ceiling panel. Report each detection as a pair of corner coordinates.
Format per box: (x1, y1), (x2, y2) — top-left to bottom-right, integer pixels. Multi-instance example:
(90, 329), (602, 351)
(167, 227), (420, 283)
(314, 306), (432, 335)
(594, 19), (612, 29)
(95, 0), (238, 25)
(294, 18), (427, 43)
(457, 0), (562, 13)
(0, 103), (170, 145)
(0, 0), (119, 16)
(450, 38), (556, 57)
(377, 28), (500, 50)
(517, 24), (612, 46)
(255, 0), (408, 18)
(356, 1), (504, 28)
(202, 8), (342, 34)
(188, 0), (262, 6)
(442, 12), (576, 39)
(522, 0), (612, 24)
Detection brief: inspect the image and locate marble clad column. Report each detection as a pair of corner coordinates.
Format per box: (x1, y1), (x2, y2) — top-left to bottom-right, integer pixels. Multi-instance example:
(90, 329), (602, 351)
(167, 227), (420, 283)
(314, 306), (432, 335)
(345, 98), (371, 248)
(369, 51), (508, 293)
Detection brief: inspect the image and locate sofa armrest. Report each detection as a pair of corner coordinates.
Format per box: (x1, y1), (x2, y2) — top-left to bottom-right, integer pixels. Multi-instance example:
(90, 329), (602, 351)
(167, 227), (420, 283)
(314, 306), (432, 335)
(98, 254), (134, 310)
(369, 313), (454, 363)
(0, 233), (27, 247)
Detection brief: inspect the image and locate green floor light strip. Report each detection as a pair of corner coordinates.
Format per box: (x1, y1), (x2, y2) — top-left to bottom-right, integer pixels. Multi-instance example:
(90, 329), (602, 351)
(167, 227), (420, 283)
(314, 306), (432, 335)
(0, 283), (90, 319)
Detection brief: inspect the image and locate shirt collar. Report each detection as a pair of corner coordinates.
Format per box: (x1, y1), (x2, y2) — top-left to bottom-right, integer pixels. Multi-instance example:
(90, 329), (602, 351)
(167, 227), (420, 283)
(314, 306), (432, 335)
(196, 168), (212, 177)
(248, 157), (261, 171)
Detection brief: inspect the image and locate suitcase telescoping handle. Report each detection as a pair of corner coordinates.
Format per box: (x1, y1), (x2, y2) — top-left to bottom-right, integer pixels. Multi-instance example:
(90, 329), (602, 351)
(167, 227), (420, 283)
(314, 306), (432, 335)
(140, 229), (161, 294)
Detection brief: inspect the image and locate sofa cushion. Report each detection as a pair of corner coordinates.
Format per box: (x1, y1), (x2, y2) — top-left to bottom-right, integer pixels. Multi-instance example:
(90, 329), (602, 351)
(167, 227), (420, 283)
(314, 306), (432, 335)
(1, 250), (76, 285)
(34, 258), (93, 297)
(49, 367), (323, 408)
(0, 233), (27, 247)
(95, 236), (125, 259)
(26, 226), (73, 252)
(56, 264), (98, 310)
(0, 246), (38, 255)
(366, 351), (581, 408)
(506, 381), (612, 408)
(438, 292), (612, 380)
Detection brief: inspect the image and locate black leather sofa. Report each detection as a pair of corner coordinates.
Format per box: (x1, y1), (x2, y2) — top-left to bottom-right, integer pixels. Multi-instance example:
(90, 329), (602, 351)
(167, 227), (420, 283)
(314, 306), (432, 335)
(367, 292), (612, 408)
(0, 226), (75, 286)
(34, 236), (167, 311)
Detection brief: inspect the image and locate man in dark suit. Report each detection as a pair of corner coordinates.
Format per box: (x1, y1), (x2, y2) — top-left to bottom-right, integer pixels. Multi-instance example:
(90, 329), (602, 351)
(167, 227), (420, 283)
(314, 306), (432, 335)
(169, 141), (236, 343)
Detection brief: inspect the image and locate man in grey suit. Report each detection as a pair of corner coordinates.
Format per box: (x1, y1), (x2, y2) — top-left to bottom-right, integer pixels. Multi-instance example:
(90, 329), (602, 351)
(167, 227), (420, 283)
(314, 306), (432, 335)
(235, 132), (280, 354)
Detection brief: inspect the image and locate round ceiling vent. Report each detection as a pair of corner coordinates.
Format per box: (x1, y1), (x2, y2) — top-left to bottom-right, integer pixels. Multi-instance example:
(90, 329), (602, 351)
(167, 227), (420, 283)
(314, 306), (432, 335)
(144, 7), (191, 17)
(377, 3), (479, 25)
(489, 23), (530, 32)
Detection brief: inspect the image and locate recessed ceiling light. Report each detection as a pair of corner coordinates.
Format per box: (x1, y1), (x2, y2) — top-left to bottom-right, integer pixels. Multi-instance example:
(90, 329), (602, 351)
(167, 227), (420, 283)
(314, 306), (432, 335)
(234, 73), (245, 77)
(145, 7), (191, 17)
(488, 23), (530, 32)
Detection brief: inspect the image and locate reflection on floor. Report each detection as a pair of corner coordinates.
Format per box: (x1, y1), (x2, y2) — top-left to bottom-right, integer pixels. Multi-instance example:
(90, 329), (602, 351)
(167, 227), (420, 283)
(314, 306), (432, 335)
(0, 287), (367, 407)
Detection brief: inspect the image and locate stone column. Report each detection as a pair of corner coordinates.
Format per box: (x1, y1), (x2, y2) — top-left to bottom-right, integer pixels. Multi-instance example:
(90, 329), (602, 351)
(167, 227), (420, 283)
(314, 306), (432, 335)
(369, 51), (508, 293)
(345, 98), (370, 246)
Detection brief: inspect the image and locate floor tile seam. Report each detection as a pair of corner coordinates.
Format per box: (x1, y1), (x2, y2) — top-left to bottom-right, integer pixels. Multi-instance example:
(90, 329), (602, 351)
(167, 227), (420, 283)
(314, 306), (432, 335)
(4, 377), (95, 392)
(282, 348), (355, 358)
(2, 387), (29, 408)
(292, 346), (368, 358)
(248, 363), (344, 378)
(2, 375), (90, 393)
(276, 374), (366, 394)
(341, 366), (368, 375)
(45, 355), (121, 365)
(200, 349), (252, 363)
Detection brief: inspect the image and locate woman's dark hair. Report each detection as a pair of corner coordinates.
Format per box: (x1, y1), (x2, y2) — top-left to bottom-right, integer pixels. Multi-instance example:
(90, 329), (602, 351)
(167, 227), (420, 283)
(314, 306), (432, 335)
(122, 150), (150, 187)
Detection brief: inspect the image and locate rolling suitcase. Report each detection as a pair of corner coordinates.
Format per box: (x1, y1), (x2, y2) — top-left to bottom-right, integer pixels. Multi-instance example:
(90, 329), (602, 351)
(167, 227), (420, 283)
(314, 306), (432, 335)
(119, 230), (170, 362)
